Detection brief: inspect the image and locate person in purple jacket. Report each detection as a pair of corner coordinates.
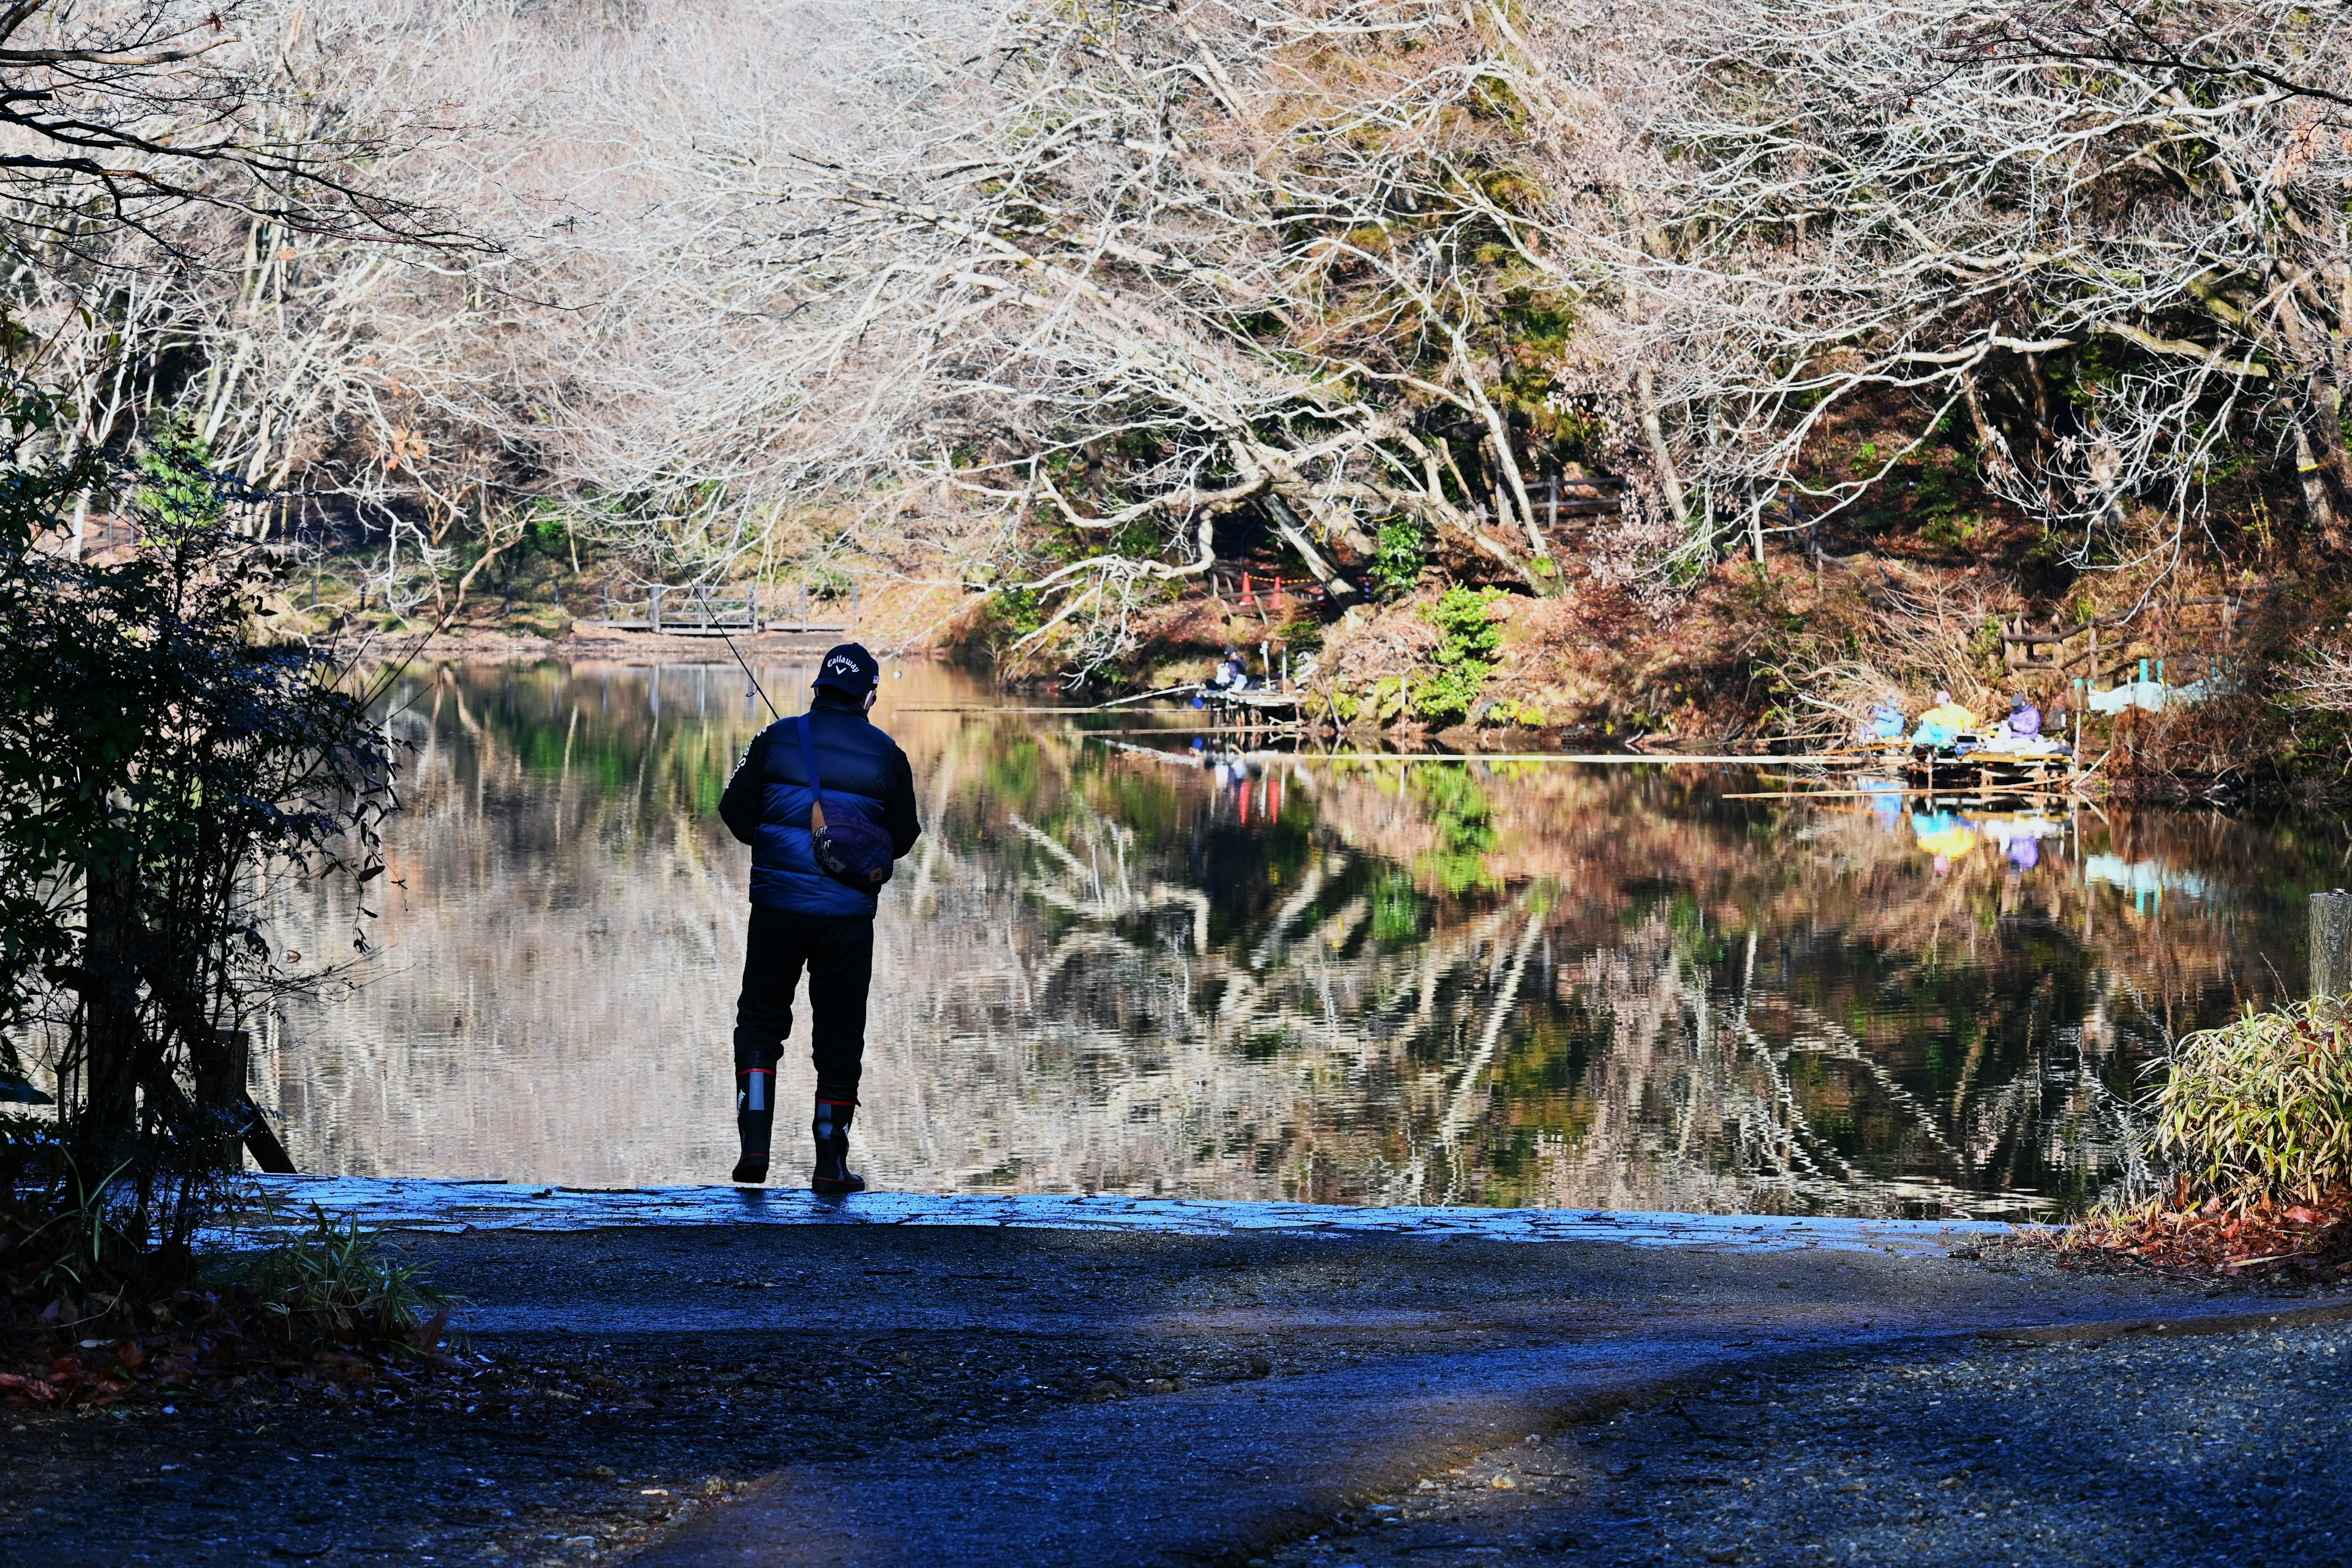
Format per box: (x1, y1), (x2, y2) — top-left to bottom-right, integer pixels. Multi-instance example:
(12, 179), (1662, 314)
(717, 644), (921, 1191)
(2003, 693), (2042, 741)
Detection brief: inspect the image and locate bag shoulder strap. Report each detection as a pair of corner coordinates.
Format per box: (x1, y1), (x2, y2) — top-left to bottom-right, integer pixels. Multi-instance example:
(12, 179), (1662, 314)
(796, 715), (829, 832)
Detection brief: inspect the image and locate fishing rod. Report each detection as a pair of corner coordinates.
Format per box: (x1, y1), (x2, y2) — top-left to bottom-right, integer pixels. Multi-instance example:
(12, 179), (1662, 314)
(714, 622), (782, 722)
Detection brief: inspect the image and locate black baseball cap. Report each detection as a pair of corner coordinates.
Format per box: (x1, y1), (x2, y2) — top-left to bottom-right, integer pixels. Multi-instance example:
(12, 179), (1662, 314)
(813, 643), (880, 695)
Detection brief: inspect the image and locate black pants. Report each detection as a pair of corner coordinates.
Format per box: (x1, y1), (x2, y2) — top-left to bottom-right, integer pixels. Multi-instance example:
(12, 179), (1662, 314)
(734, 907), (875, 1115)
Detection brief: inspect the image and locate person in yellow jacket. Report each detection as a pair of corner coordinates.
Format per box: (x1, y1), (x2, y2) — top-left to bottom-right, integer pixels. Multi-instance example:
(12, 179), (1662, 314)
(1910, 690), (1979, 748)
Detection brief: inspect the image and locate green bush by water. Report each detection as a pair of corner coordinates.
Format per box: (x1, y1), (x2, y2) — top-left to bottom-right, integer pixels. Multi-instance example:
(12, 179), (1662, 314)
(1414, 586), (1504, 723)
(2155, 998), (2352, 1206)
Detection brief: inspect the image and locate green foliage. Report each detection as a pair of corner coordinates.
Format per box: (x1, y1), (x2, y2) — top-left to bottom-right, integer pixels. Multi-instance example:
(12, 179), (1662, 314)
(802, 563), (853, 600)
(0, 382), (97, 557)
(1367, 513), (1428, 600)
(986, 584), (1046, 643)
(1415, 665), (1487, 724)
(2155, 999), (2352, 1207)
(1918, 513), (1980, 551)
(524, 503), (571, 557)
(1370, 871), (1424, 944)
(1430, 584), (1505, 657)
(6, 1148), (137, 1300)
(1414, 585), (1504, 723)
(1482, 698), (1547, 726)
(1533, 396), (1609, 466)
(0, 407), (398, 1278)
(208, 1207), (450, 1347)
(133, 420), (227, 541)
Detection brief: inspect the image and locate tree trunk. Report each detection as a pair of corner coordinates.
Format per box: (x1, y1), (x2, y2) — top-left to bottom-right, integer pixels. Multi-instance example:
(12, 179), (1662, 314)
(1262, 494), (1361, 605)
(1634, 364), (1688, 530)
(2018, 355), (2053, 464)
(2295, 420), (2345, 549)
(75, 857), (143, 1176)
(1961, 374), (2018, 484)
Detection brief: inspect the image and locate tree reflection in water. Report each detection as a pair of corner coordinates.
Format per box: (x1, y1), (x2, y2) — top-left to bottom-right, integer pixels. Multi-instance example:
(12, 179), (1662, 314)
(262, 662), (2329, 1219)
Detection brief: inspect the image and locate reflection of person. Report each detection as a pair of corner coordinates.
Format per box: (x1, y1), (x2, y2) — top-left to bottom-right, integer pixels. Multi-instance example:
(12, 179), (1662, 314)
(1858, 776), (1907, 829)
(718, 644), (922, 1192)
(1912, 811), (1980, 860)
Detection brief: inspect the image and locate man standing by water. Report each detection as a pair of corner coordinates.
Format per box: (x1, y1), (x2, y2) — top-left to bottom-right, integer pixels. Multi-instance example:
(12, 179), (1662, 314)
(718, 644), (920, 1192)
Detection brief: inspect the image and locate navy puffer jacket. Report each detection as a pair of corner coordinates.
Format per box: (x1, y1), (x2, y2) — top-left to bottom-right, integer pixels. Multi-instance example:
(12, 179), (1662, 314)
(719, 690), (921, 917)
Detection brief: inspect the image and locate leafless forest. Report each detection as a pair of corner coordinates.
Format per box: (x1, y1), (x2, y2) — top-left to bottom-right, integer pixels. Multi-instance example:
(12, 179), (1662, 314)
(9, 0), (2350, 681)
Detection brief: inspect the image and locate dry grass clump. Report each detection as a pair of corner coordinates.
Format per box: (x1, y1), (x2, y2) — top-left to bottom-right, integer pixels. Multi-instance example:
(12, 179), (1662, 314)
(1768, 657), (1909, 746)
(1756, 561), (2024, 745)
(2055, 999), (2352, 1280)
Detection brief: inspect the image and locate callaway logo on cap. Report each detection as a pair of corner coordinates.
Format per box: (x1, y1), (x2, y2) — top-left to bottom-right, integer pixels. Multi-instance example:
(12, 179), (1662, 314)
(813, 643), (880, 695)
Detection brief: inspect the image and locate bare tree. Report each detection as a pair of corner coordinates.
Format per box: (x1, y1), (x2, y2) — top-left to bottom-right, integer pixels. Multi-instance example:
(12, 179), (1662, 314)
(15, 0), (2344, 656)
(755, 0), (2352, 661)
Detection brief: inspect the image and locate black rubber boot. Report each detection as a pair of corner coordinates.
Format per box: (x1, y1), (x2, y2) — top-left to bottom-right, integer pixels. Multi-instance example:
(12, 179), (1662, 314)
(733, 1041), (781, 1185)
(811, 1097), (866, 1195)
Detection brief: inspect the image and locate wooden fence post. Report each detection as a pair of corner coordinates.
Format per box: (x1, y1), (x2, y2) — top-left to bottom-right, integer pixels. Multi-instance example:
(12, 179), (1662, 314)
(2313, 892), (2352, 1000)
(650, 584), (665, 632)
(190, 1028), (248, 1171)
(190, 1027), (292, 1172)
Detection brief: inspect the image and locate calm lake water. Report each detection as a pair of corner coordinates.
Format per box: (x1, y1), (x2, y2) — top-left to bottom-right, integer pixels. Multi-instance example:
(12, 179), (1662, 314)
(260, 660), (2345, 1220)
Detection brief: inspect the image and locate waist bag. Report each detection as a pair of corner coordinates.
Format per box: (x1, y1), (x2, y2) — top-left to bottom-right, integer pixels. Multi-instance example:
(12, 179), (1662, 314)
(797, 715), (895, 889)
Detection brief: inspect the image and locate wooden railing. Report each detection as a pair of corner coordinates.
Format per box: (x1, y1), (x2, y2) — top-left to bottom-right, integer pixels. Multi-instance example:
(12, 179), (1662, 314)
(1999, 590), (2275, 707)
(587, 581), (856, 635)
(1535, 471), (1626, 530)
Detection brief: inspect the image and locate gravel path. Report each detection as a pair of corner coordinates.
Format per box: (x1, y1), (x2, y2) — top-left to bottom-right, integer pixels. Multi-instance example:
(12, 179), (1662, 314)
(1259, 1314), (2352, 1568)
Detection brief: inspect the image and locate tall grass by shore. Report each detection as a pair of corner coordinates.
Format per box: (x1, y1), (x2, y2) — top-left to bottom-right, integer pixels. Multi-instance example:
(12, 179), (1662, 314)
(2157, 1000), (2352, 1208)
(2057, 998), (2352, 1280)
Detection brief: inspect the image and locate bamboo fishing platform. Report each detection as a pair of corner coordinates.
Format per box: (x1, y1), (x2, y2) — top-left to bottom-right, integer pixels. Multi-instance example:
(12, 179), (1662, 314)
(1199, 687), (1308, 738)
(1098, 729), (2087, 807)
(1809, 741), (2081, 801)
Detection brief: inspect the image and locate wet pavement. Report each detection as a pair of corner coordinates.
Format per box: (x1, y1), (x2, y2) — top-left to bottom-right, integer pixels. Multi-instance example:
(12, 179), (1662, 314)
(7, 1207), (2344, 1567)
(222, 1175), (2018, 1255)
